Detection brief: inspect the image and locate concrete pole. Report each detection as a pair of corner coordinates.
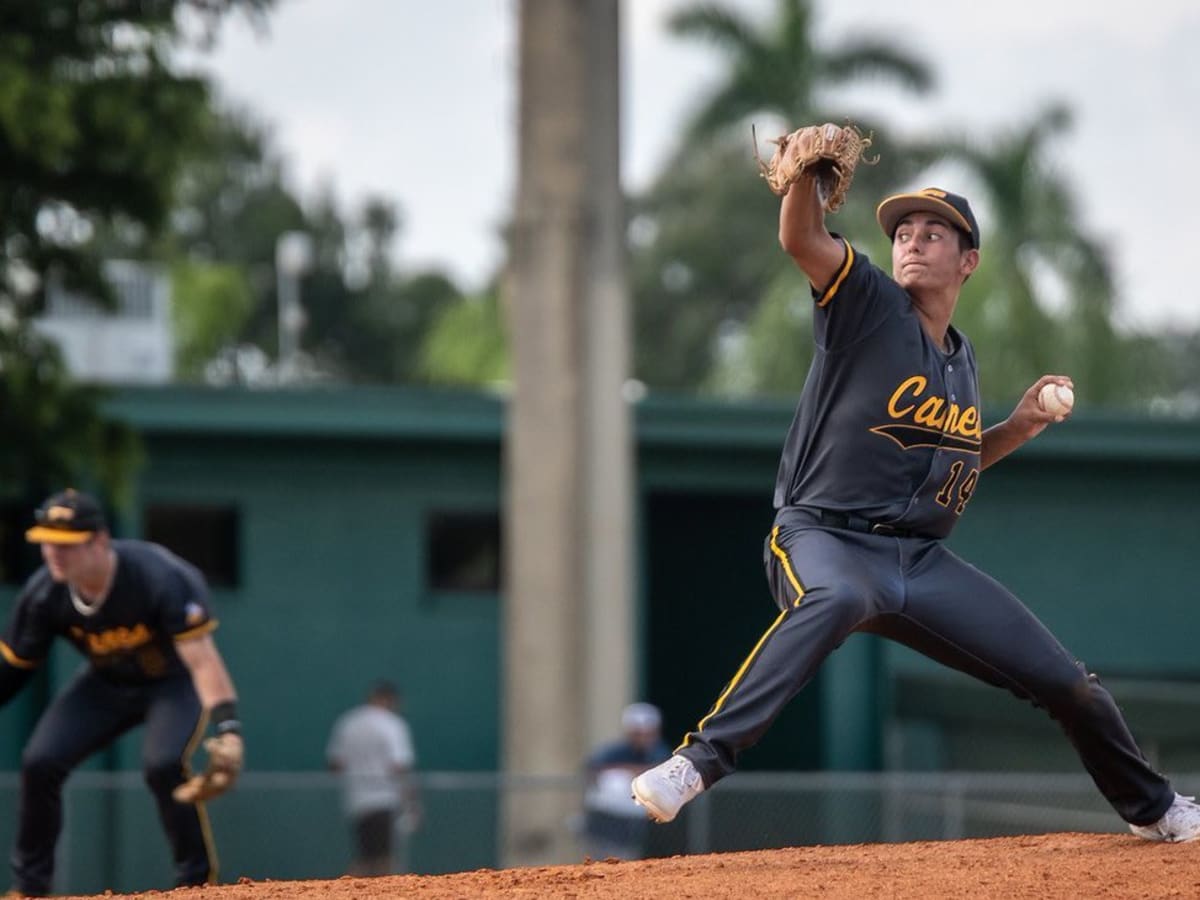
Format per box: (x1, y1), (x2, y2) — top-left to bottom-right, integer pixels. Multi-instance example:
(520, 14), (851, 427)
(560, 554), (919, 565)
(579, 0), (634, 767)
(501, 0), (632, 867)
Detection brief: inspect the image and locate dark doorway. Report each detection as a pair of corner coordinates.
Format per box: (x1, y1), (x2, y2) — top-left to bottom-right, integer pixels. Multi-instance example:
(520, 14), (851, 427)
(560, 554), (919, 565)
(643, 492), (822, 772)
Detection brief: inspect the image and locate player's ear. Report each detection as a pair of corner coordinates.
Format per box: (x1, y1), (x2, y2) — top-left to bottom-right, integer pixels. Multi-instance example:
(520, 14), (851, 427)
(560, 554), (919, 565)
(960, 248), (980, 279)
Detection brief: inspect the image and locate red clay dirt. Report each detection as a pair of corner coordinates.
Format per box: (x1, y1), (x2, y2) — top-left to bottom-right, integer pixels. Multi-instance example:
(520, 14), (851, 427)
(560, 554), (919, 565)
(49, 833), (1200, 899)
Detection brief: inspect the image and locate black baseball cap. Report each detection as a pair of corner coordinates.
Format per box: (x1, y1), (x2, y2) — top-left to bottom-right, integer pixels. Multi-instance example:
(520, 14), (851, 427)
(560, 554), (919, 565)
(876, 187), (981, 250)
(25, 489), (107, 545)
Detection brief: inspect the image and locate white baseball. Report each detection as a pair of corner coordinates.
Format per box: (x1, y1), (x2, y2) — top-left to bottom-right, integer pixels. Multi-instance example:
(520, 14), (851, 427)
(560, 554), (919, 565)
(1039, 382), (1074, 417)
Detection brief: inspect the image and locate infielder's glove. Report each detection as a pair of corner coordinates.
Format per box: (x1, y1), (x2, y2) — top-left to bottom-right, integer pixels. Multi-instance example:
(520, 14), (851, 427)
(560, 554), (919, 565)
(754, 122), (873, 212)
(173, 732), (244, 804)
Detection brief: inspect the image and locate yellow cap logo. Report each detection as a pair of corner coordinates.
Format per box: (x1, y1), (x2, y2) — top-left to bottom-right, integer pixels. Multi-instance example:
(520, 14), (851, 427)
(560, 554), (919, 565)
(45, 505), (76, 523)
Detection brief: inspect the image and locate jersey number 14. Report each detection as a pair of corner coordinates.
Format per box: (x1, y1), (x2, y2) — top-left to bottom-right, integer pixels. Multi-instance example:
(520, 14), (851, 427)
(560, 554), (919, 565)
(936, 461), (979, 515)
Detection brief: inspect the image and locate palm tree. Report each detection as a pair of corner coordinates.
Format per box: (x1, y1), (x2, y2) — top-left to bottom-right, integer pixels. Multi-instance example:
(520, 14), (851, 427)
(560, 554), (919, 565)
(667, 0), (940, 230)
(669, 0), (932, 142)
(631, 0), (937, 390)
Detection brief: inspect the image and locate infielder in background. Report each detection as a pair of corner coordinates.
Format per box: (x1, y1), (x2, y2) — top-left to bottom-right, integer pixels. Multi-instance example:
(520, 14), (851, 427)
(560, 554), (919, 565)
(0, 489), (244, 897)
(632, 124), (1200, 843)
(327, 680), (421, 876)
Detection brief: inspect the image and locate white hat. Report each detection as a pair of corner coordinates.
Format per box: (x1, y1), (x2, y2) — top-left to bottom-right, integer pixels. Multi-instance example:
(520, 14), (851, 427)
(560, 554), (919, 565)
(621, 702), (662, 733)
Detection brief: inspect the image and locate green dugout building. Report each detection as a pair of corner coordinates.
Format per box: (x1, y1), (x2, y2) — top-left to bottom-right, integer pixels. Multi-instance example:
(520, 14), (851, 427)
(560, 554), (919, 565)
(3, 385), (1200, 772)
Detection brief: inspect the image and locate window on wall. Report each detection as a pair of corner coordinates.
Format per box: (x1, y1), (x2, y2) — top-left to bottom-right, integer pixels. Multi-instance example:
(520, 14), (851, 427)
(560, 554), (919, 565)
(426, 510), (502, 593)
(0, 501), (42, 586)
(143, 504), (241, 588)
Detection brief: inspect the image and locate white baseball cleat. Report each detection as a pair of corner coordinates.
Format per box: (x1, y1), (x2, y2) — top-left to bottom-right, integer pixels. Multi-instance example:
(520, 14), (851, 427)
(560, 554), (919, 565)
(1130, 793), (1200, 843)
(631, 754), (705, 823)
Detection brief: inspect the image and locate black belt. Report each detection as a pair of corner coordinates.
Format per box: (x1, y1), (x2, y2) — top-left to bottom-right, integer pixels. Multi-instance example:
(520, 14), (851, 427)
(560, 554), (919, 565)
(817, 509), (919, 539)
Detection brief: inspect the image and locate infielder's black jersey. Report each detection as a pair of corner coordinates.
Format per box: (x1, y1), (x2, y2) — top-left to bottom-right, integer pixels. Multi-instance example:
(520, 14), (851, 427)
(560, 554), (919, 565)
(0, 540), (217, 684)
(774, 240), (982, 538)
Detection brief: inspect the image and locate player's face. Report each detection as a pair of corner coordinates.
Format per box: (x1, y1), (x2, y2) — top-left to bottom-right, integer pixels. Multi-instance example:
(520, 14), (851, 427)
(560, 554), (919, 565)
(891, 213), (977, 292)
(40, 536), (105, 583)
(627, 727), (659, 751)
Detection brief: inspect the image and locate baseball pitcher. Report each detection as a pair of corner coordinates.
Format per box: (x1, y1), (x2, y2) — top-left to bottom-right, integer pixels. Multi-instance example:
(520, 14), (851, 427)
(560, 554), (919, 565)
(632, 124), (1200, 844)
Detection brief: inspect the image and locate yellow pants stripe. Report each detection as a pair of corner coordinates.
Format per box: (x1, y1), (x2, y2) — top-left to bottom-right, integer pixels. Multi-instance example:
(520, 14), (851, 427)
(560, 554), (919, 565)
(769, 525), (806, 607)
(677, 526), (807, 749)
(680, 607), (790, 748)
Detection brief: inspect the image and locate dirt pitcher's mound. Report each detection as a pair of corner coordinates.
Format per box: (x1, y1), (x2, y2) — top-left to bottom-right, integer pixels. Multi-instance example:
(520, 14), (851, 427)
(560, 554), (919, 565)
(56, 833), (1200, 900)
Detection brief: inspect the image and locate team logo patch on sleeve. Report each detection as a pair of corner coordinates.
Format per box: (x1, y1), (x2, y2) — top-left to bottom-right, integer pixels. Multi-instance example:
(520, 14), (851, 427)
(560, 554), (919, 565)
(184, 602), (207, 626)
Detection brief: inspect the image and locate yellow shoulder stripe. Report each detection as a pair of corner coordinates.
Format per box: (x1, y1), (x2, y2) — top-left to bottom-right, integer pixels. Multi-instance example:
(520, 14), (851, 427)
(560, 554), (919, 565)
(0, 640), (40, 670)
(174, 619), (219, 642)
(816, 241), (855, 309)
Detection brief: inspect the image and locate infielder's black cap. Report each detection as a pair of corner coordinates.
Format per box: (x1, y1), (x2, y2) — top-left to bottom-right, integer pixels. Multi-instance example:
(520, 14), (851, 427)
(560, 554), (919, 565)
(876, 187), (981, 250)
(25, 489), (107, 545)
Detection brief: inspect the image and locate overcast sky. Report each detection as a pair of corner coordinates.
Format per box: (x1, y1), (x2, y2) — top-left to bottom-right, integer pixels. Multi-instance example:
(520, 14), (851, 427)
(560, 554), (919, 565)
(193, 0), (1200, 332)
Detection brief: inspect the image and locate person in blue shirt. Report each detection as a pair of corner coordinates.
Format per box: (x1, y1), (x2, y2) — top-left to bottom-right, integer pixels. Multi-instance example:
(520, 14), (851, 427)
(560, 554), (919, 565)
(582, 702), (670, 860)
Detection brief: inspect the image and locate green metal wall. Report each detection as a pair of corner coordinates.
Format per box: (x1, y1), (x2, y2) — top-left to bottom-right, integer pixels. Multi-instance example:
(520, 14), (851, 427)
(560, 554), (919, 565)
(5, 388), (1200, 776)
(127, 434), (504, 773)
(946, 454), (1200, 675)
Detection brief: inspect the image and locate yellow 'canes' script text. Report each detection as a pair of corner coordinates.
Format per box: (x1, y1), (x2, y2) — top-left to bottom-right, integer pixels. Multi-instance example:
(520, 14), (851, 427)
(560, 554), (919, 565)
(887, 376), (980, 441)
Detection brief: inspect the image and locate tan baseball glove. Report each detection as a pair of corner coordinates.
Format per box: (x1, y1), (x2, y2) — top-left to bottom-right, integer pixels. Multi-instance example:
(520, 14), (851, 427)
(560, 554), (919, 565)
(754, 122), (873, 212)
(173, 732), (244, 804)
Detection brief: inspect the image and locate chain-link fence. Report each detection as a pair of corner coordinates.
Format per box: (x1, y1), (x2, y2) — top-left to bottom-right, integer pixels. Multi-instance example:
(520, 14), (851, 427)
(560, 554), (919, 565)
(0, 769), (1173, 895)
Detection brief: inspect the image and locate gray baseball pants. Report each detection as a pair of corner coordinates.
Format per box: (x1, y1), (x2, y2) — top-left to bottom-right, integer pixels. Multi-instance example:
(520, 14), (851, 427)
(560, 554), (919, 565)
(676, 507), (1174, 827)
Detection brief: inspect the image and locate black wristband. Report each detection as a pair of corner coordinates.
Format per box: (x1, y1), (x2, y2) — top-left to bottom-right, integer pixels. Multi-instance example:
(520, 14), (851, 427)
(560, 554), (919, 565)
(210, 700), (242, 735)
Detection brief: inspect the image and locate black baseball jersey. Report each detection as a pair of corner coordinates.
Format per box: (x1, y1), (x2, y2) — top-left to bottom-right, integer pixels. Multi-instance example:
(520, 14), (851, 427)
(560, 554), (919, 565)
(773, 240), (982, 538)
(1, 539), (217, 684)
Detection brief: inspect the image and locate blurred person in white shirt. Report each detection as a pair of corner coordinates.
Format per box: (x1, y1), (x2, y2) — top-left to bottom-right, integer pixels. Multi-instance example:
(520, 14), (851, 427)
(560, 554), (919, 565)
(326, 680), (421, 875)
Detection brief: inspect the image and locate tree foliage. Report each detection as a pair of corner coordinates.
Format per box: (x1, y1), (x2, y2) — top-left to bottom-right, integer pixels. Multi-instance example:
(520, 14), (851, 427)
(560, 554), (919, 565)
(419, 285), (510, 388)
(0, 325), (142, 518)
(170, 258), (255, 380)
(668, 0), (932, 144)
(139, 109), (466, 386)
(0, 0), (273, 502)
(0, 0), (273, 307)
